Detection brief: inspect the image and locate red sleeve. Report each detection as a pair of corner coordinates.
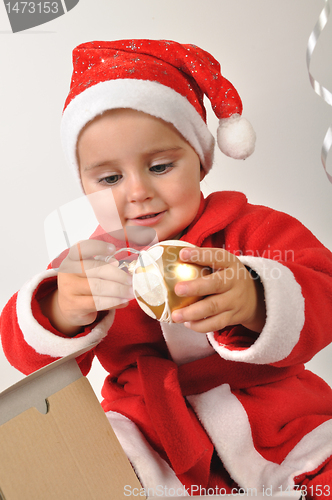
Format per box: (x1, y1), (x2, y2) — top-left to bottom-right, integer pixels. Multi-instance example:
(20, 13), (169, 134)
(0, 276), (98, 376)
(207, 206), (332, 368)
(0, 290), (59, 375)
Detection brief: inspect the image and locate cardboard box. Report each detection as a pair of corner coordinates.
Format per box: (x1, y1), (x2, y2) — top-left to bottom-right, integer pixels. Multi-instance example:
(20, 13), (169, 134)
(0, 347), (304, 500)
(0, 345), (145, 500)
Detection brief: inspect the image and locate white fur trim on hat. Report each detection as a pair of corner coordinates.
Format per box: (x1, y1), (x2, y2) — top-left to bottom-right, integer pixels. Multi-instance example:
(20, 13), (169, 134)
(61, 79), (215, 182)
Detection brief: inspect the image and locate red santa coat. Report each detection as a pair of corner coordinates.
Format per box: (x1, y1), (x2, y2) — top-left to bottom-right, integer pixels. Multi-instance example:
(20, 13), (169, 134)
(2, 191), (332, 495)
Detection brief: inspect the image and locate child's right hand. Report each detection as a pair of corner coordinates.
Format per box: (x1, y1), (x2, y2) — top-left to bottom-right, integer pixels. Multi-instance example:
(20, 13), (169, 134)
(41, 240), (134, 336)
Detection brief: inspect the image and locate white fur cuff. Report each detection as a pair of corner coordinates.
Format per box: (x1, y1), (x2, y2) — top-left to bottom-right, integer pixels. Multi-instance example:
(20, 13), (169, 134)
(207, 257), (305, 364)
(16, 269), (113, 358)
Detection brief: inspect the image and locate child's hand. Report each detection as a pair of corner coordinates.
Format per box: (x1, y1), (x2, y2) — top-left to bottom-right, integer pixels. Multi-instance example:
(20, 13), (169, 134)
(171, 247), (266, 334)
(41, 240), (134, 336)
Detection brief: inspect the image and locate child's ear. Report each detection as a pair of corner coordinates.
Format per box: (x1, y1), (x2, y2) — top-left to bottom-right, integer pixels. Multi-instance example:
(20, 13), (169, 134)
(200, 164), (206, 181)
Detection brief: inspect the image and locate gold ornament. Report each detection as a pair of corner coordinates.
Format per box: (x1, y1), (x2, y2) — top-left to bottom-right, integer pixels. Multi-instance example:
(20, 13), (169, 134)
(131, 241), (211, 322)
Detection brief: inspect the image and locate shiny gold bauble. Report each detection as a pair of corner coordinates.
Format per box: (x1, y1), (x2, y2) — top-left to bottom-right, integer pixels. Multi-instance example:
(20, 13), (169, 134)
(131, 241), (211, 322)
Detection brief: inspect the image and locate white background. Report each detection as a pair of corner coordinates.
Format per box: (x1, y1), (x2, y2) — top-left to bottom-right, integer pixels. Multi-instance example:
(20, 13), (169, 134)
(0, 0), (331, 399)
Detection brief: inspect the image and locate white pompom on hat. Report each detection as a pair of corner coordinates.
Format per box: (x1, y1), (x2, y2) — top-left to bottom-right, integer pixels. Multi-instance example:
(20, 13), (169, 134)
(217, 114), (256, 159)
(61, 39), (256, 180)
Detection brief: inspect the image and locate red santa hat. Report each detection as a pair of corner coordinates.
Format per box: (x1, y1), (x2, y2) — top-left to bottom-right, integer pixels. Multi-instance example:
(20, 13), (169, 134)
(61, 39), (256, 179)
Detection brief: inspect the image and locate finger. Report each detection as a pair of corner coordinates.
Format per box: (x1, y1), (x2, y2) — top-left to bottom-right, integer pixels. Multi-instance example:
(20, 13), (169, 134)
(85, 262), (133, 285)
(59, 293), (99, 319)
(68, 240), (116, 262)
(174, 269), (233, 298)
(171, 298), (235, 334)
(58, 272), (92, 296)
(179, 247), (238, 270)
(183, 312), (233, 334)
(92, 296), (131, 311)
(64, 294), (130, 315)
(60, 249), (120, 274)
(87, 277), (134, 300)
(59, 268), (133, 301)
(114, 300), (130, 310)
(59, 257), (116, 275)
(172, 293), (232, 324)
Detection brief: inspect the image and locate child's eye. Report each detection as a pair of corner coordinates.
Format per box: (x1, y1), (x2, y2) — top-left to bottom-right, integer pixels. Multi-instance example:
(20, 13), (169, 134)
(150, 163), (173, 174)
(99, 174), (122, 185)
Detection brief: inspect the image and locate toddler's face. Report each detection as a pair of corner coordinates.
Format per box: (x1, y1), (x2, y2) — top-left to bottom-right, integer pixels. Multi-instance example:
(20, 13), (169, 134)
(77, 109), (204, 242)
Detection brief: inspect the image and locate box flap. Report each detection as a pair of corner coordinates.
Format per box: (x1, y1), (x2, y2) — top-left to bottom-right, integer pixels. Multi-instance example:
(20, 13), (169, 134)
(0, 342), (98, 425)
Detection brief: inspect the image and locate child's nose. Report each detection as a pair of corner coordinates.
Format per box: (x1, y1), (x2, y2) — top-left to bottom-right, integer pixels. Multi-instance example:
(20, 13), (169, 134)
(126, 173), (152, 202)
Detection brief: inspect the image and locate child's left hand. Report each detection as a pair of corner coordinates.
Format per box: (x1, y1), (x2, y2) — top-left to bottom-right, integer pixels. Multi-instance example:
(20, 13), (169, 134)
(171, 247), (266, 334)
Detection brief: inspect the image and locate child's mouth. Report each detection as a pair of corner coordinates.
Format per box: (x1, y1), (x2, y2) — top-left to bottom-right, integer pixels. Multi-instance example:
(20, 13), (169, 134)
(137, 213), (160, 219)
(130, 211), (165, 225)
